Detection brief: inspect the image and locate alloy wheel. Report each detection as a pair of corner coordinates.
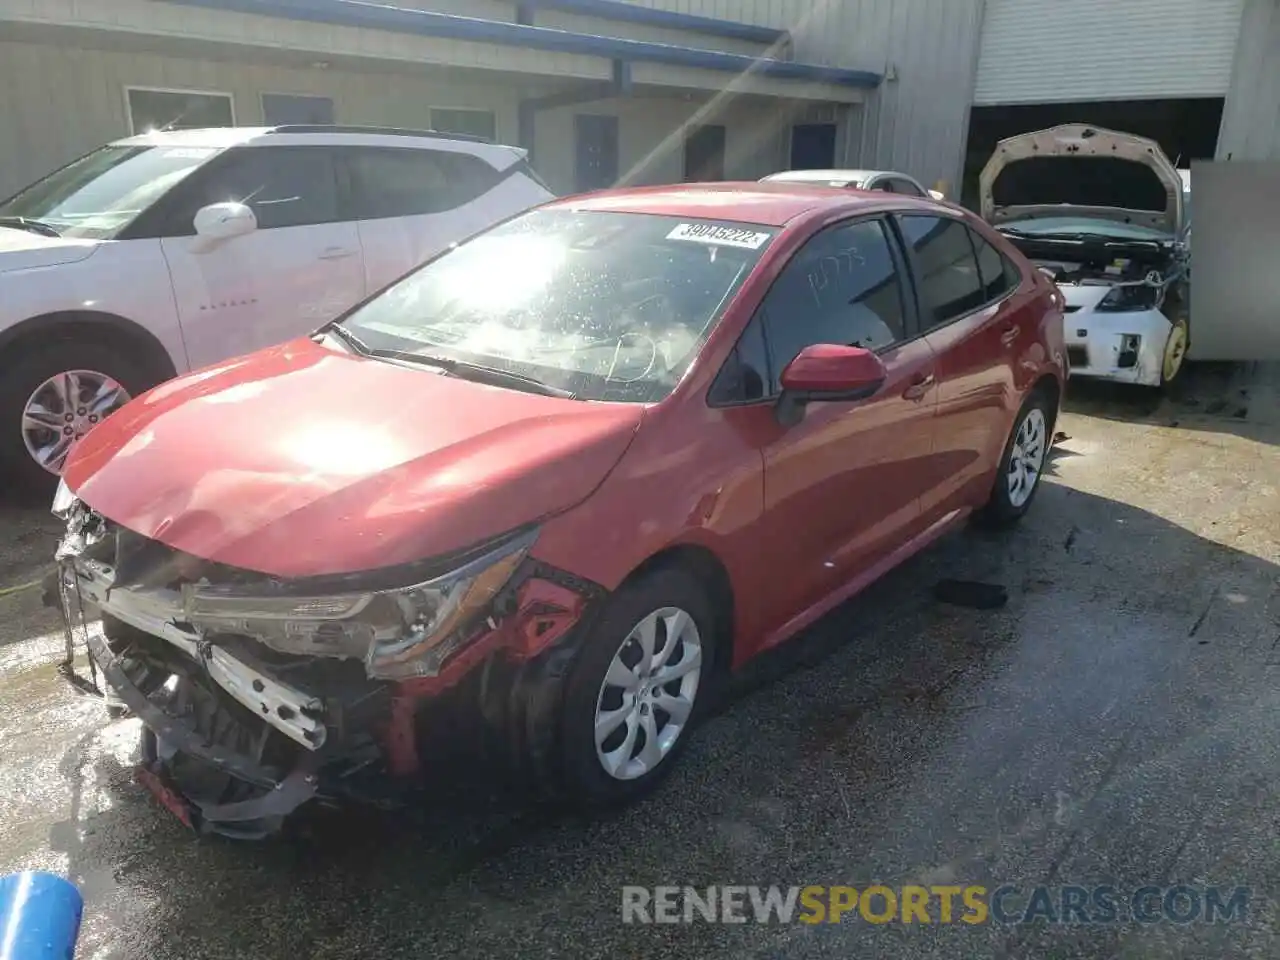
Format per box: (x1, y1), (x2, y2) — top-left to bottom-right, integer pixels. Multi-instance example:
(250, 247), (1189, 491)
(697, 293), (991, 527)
(593, 606), (703, 781)
(21, 370), (131, 475)
(1006, 407), (1047, 508)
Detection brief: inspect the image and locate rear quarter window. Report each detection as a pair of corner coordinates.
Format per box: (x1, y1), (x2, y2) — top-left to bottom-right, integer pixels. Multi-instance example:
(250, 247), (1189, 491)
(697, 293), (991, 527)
(345, 147), (501, 219)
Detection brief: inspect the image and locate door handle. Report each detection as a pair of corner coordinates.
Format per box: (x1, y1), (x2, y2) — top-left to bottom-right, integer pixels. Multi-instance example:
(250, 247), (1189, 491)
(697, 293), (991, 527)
(903, 373), (935, 401)
(319, 246), (358, 260)
(1000, 325), (1019, 346)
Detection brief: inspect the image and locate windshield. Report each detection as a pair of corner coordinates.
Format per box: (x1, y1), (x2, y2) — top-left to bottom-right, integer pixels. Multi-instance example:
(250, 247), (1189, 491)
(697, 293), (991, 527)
(999, 217), (1174, 242)
(338, 208), (777, 402)
(0, 144), (217, 240)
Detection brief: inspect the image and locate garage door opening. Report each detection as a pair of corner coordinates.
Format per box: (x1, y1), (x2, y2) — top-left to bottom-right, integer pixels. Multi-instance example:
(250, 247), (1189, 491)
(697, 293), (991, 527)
(960, 97), (1224, 209)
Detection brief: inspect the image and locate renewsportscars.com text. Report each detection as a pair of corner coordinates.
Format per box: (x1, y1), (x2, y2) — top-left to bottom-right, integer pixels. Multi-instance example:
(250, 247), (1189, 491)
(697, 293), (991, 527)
(621, 885), (1251, 926)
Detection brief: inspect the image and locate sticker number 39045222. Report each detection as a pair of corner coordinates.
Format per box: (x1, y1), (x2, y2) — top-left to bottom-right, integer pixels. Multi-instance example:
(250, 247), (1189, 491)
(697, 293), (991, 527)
(666, 222), (772, 250)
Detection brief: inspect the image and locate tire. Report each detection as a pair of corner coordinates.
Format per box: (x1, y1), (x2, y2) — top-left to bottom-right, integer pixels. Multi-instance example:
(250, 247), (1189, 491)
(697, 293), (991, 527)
(977, 389), (1053, 528)
(1160, 316), (1190, 390)
(556, 567), (717, 809)
(0, 339), (155, 499)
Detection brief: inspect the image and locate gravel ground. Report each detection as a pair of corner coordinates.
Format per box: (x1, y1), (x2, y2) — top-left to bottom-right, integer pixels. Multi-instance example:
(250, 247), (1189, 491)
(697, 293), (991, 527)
(1, 363), (1277, 960)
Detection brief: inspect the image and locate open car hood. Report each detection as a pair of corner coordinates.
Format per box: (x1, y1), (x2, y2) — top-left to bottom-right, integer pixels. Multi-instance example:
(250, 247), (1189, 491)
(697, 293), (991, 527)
(979, 124), (1185, 235)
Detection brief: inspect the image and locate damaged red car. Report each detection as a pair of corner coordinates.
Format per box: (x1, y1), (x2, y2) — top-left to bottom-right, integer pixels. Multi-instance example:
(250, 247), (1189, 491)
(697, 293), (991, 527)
(49, 183), (1066, 837)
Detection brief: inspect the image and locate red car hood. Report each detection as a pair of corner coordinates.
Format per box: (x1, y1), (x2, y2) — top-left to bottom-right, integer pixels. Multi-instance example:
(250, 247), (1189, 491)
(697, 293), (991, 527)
(63, 338), (645, 578)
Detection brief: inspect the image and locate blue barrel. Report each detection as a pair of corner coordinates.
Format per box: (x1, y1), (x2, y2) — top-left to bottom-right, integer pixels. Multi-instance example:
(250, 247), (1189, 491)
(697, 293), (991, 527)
(0, 872), (84, 960)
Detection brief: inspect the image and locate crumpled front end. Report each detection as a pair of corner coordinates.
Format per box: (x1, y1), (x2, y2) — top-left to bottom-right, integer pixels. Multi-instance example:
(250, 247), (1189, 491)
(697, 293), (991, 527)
(1059, 285), (1174, 387)
(49, 489), (602, 838)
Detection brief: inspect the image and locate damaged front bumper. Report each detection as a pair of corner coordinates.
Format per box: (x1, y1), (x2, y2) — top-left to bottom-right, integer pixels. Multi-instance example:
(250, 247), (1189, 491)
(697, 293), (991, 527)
(50, 496), (601, 838)
(1063, 306), (1173, 387)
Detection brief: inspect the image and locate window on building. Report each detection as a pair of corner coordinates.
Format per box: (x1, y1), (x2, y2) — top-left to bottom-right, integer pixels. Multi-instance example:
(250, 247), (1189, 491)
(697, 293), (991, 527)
(756, 218), (908, 394)
(126, 87), (234, 134)
(262, 93), (335, 126)
(430, 108), (497, 141)
(161, 146), (338, 233)
(344, 146), (499, 219)
(684, 124), (726, 182)
(896, 215), (986, 329)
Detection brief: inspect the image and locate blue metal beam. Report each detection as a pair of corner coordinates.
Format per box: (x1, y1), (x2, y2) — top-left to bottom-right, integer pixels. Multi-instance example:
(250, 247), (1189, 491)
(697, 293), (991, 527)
(157, 0), (881, 88)
(518, 0), (788, 46)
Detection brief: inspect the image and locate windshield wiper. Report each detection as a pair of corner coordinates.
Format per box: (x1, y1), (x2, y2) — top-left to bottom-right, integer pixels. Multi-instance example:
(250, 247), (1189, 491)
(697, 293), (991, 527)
(421, 355), (578, 399)
(319, 321), (374, 355)
(0, 216), (61, 238)
(321, 323), (576, 399)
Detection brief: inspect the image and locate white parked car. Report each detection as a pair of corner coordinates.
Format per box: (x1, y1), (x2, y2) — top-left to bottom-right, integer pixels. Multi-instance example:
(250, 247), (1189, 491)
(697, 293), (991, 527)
(0, 124), (554, 491)
(978, 124), (1191, 388)
(761, 168), (946, 201)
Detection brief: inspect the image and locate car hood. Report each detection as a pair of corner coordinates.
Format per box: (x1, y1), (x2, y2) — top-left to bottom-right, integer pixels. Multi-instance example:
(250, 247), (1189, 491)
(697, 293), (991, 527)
(979, 124), (1185, 235)
(63, 337), (646, 579)
(0, 228), (100, 273)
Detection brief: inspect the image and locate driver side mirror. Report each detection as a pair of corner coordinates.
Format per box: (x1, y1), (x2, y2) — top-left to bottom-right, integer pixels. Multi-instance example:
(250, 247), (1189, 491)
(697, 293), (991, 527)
(191, 201), (257, 252)
(775, 343), (887, 427)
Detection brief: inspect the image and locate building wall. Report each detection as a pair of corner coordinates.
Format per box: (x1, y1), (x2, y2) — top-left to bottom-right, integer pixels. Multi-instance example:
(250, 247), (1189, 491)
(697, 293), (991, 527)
(533, 94), (797, 194)
(0, 0), (986, 202)
(616, 0), (988, 194)
(0, 39), (801, 200)
(974, 0), (1244, 106)
(1216, 0), (1280, 161)
(0, 40), (536, 198)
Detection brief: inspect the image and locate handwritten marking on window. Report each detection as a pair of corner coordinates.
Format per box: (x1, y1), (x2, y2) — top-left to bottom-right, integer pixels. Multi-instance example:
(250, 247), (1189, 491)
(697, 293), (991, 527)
(807, 246), (866, 307)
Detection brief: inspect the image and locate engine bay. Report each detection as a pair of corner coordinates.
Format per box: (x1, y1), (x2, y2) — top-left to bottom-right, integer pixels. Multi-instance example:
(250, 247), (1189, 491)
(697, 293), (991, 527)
(998, 232), (1180, 287)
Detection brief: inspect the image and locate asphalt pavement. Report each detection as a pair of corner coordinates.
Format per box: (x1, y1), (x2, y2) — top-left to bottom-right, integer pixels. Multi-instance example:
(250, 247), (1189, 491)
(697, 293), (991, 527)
(1, 364), (1278, 959)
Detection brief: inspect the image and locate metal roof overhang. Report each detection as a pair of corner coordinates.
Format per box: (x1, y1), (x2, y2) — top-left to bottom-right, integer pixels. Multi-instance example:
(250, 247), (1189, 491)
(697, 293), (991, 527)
(155, 0), (882, 94)
(512, 0), (789, 45)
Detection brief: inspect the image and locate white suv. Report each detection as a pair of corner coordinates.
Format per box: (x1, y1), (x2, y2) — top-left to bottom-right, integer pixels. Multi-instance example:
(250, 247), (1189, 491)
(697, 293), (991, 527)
(0, 125), (554, 493)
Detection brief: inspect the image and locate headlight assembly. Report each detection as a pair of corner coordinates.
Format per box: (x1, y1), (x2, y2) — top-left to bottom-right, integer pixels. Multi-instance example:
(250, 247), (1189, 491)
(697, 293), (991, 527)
(1096, 276), (1162, 313)
(182, 528), (538, 680)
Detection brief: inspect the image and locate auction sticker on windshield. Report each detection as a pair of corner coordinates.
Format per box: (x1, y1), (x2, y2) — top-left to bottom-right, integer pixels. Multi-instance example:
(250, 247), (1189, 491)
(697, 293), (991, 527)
(667, 223), (772, 249)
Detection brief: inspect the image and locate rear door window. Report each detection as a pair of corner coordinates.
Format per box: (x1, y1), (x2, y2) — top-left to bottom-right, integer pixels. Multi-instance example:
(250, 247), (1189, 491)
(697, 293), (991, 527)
(968, 228), (1018, 302)
(896, 214), (986, 329)
(890, 177), (926, 197)
(344, 147), (500, 219)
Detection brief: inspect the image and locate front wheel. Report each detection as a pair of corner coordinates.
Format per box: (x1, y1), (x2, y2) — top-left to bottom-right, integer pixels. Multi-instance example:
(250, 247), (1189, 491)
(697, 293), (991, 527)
(1160, 317), (1189, 388)
(557, 567), (716, 809)
(977, 390), (1053, 527)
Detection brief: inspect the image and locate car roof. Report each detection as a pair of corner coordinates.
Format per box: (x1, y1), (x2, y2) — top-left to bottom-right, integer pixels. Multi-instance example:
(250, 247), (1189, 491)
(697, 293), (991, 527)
(110, 125), (525, 163)
(546, 181), (895, 227)
(112, 127), (275, 149)
(763, 168), (911, 184)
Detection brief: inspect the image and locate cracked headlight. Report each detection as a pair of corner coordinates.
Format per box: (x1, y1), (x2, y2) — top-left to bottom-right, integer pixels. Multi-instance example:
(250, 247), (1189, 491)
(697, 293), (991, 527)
(182, 528), (537, 679)
(51, 477), (78, 518)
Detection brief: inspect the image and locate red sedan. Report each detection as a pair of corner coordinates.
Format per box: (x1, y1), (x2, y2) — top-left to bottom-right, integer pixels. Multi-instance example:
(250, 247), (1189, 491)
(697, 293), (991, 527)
(52, 182), (1066, 836)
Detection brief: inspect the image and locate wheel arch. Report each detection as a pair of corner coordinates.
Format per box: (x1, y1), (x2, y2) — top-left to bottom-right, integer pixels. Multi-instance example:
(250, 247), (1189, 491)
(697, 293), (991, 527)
(1030, 371), (1062, 434)
(617, 542), (736, 683)
(0, 310), (179, 383)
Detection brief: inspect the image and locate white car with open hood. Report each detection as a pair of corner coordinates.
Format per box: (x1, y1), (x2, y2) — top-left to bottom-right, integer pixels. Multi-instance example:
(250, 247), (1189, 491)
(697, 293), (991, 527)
(979, 124), (1191, 388)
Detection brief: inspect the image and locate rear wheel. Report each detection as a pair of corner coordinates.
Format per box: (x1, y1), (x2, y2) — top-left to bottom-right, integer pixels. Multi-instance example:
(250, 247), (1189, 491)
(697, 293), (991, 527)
(0, 341), (153, 498)
(978, 389), (1053, 527)
(557, 567), (716, 809)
